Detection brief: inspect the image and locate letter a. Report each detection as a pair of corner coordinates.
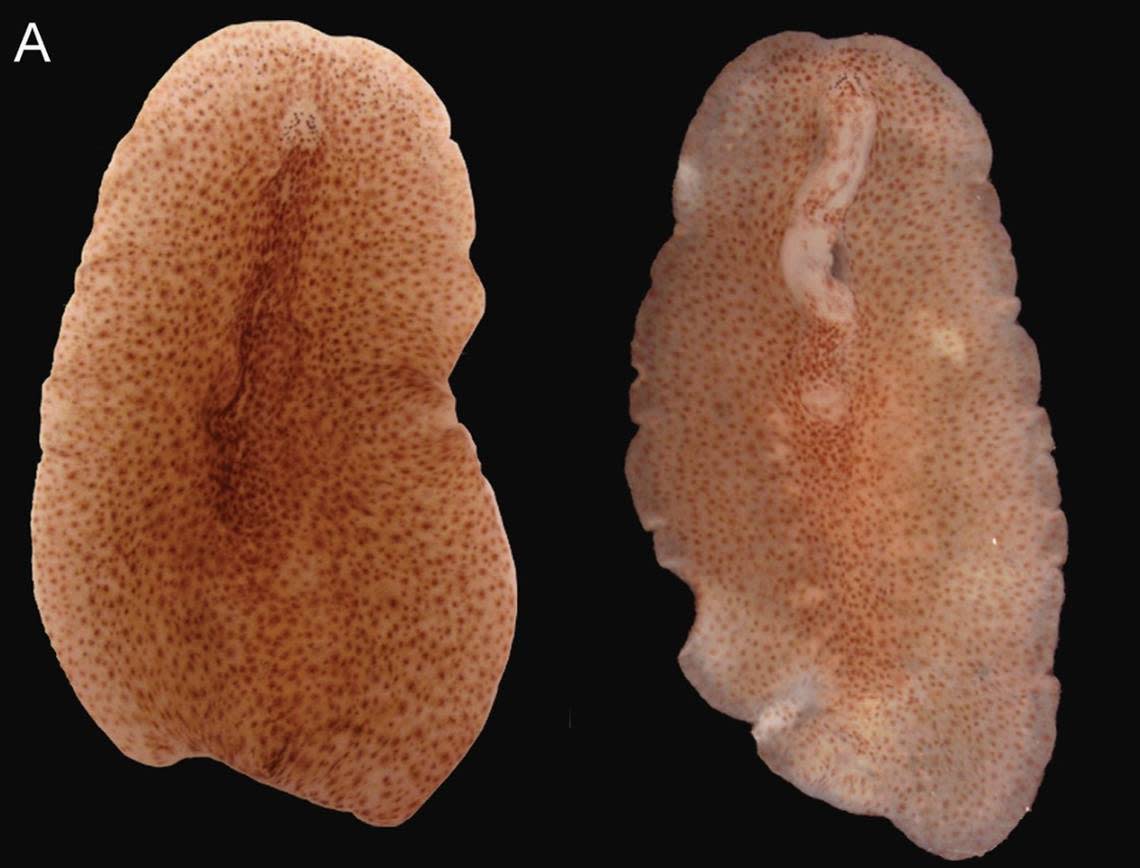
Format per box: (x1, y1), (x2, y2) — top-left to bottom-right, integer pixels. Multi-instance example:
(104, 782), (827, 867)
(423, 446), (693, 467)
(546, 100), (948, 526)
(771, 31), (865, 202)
(15, 22), (50, 62)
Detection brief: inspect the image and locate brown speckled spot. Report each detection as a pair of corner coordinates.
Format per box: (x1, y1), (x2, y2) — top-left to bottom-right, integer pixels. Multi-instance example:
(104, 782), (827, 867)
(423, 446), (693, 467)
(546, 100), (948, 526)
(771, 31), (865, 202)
(31, 21), (516, 826)
(627, 32), (1064, 860)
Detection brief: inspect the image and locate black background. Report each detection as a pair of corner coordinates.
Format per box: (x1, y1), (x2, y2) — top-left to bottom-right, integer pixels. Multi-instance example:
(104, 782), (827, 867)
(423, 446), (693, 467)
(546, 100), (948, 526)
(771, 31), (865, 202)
(10, 10), (1107, 862)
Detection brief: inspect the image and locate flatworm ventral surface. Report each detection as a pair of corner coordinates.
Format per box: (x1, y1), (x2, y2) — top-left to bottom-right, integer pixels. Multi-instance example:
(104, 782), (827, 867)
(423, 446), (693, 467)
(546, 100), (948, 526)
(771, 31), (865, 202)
(626, 33), (1065, 859)
(31, 21), (516, 825)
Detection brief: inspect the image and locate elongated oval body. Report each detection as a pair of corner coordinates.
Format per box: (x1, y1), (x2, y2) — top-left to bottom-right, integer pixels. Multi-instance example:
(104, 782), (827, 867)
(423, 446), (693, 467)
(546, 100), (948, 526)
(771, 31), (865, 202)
(32, 21), (516, 825)
(627, 32), (1064, 859)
